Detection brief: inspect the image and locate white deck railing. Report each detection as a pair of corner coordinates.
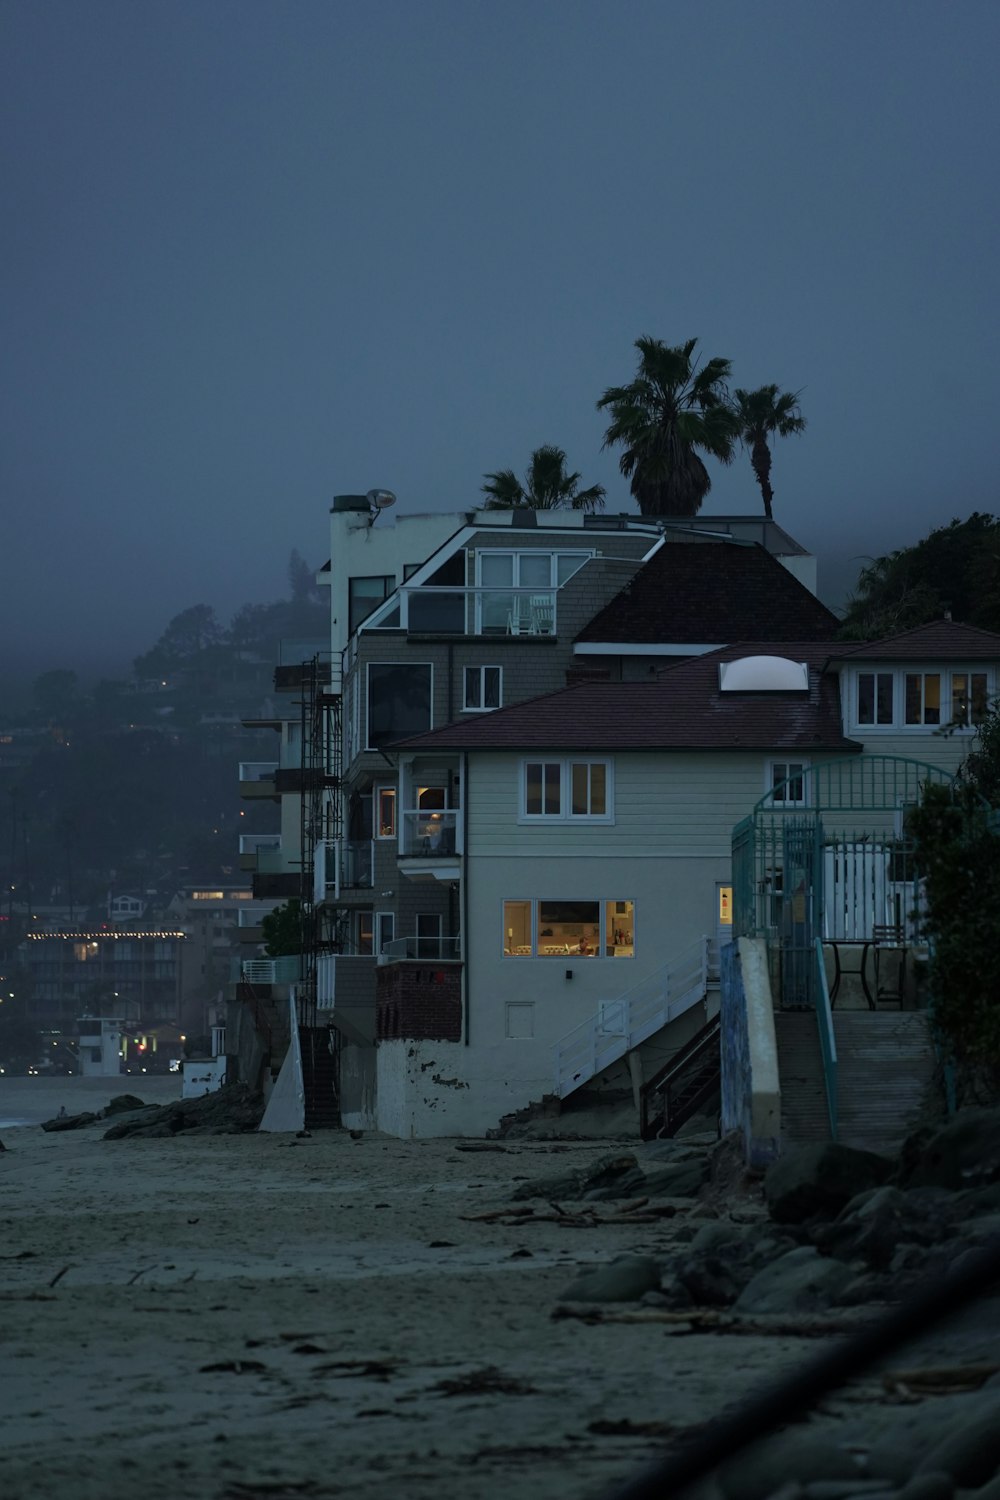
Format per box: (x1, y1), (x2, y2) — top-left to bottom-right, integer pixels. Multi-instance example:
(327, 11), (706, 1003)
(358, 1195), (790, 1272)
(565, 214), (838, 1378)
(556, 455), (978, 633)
(553, 936), (715, 1100)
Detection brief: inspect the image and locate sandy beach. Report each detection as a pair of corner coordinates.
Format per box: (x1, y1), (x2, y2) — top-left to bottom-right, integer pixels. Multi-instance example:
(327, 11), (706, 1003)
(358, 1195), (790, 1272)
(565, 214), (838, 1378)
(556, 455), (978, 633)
(2, 1079), (997, 1500)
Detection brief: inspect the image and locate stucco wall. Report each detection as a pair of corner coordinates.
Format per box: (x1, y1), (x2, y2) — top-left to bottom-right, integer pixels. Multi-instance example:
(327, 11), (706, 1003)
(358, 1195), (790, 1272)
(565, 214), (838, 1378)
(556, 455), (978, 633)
(375, 1038), (554, 1138)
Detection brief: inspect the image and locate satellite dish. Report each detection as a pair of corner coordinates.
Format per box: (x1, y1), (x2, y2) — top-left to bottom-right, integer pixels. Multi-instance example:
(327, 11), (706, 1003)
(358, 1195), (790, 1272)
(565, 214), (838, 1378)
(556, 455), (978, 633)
(367, 489), (396, 510)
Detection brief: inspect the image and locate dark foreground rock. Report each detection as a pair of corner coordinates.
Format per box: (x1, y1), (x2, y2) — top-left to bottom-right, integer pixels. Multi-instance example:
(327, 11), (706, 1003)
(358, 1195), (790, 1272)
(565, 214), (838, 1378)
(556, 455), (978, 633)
(511, 1142), (710, 1203)
(40, 1110), (102, 1132)
(764, 1143), (893, 1224)
(102, 1084), (265, 1138)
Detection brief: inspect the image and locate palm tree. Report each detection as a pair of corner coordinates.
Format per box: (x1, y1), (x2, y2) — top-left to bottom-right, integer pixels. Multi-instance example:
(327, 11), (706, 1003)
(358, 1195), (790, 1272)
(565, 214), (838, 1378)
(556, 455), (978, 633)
(481, 444), (606, 512)
(734, 384), (806, 520)
(596, 337), (740, 516)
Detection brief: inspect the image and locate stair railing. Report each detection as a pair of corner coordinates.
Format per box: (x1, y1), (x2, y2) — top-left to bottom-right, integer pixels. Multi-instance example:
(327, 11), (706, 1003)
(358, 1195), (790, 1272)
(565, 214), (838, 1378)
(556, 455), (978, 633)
(553, 936), (710, 1100)
(639, 1012), (722, 1140)
(814, 936), (838, 1140)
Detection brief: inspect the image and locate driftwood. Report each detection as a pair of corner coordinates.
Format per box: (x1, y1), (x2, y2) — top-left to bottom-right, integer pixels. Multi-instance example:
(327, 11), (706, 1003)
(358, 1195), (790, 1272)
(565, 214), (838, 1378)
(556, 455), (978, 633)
(552, 1304), (868, 1338)
(459, 1198), (677, 1228)
(882, 1363), (1000, 1394)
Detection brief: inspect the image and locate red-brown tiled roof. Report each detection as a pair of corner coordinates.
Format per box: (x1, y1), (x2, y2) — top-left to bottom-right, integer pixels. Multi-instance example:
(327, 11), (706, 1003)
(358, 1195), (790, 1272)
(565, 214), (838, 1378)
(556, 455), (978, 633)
(830, 621), (1000, 661)
(574, 542), (839, 645)
(398, 642), (856, 752)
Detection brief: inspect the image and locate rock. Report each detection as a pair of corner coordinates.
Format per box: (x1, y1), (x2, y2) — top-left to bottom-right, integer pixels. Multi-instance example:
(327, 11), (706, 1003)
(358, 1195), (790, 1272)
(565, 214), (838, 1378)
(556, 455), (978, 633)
(898, 1476), (954, 1500)
(815, 1186), (947, 1271)
(102, 1084), (264, 1139)
(41, 1111), (100, 1132)
(719, 1428), (860, 1500)
(103, 1094), (146, 1116)
(765, 1144), (893, 1225)
(733, 1246), (855, 1315)
(510, 1169), (586, 1202)
(898, 1109), (1000, 1193)
(914, 1398), (1000, 1487)
(558, 1255), (662, 1303)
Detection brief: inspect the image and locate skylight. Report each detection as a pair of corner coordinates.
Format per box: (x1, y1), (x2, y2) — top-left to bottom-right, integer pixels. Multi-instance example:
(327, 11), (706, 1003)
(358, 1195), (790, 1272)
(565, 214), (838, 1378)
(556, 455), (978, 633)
(719, 656), (809, 692)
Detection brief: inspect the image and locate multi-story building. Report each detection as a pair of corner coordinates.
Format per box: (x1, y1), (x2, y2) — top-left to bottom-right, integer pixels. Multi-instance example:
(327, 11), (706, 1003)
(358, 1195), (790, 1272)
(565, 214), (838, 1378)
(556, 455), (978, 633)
(236, 495), (837, 1132)
(21, 927), (186, 1030)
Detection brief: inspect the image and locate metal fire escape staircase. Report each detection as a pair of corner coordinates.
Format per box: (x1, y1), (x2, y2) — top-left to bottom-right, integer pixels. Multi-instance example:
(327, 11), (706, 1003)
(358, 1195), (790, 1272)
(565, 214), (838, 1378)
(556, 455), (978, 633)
(553, 936), (717, 1102)
(297, 652), (342, 1028)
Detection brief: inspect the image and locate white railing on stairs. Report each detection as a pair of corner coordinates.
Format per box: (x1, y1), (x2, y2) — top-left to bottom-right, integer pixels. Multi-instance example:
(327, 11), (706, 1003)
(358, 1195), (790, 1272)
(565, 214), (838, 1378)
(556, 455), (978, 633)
(553, 935), (715, 1100)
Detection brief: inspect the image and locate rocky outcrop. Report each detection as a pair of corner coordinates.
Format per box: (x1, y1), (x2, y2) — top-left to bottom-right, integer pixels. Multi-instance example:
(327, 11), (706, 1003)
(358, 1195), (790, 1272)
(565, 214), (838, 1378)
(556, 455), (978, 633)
(102, 1084), (265, 1138)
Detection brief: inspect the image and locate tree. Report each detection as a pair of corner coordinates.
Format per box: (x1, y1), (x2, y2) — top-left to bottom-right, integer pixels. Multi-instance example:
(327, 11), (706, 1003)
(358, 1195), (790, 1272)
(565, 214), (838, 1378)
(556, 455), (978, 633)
(839, 514), (1000, 640)
(481, 445), (606, 512)
(596, 337), (740, 516)
(733, 384), (806, 520)
(909, 703), (1000, 1102)
(261, 899), (303, 957)
(134, 604), (223, 678)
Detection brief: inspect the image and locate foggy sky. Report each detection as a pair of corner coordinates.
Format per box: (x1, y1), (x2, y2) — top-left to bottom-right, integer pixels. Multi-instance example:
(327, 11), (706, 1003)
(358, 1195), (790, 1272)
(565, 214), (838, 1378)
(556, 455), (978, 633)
(3, 0), (999, 683)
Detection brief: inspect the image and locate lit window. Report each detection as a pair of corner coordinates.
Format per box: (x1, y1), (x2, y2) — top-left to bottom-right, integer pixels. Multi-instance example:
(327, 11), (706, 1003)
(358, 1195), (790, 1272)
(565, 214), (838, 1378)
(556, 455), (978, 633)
(502, 899), (633, 958)
(905, 673), (942, 725)
(376, 787), (396, 839)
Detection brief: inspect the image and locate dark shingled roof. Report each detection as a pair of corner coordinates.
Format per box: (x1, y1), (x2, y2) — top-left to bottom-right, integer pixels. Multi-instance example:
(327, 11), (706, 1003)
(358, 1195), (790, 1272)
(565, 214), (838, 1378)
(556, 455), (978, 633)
(830, 620), (1000, 661)
(574, 542), (839, 646)
(398, 642), (857, 753)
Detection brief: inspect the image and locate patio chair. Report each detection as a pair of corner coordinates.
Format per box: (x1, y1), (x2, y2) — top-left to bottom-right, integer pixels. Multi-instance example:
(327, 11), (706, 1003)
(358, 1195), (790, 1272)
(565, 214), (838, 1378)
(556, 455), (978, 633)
(529, 596), (554, 635)
(505, 598), (533, 635)
(872, 923), (907, 1007)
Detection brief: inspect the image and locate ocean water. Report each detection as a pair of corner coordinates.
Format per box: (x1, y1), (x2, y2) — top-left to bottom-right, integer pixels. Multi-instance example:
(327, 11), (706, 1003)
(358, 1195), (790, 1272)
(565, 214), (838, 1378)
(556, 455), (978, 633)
(0, 1074), (180, 1129)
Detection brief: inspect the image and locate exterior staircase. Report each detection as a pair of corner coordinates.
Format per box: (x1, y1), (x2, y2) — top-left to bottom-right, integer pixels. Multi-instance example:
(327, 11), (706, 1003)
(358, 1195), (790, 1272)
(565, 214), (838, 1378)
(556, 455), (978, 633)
(774, 1009), (936, 1155)
(300, 1027), (341, 1130)
(553, 937), (715, 1101)
(639, 1013), (721, 1140)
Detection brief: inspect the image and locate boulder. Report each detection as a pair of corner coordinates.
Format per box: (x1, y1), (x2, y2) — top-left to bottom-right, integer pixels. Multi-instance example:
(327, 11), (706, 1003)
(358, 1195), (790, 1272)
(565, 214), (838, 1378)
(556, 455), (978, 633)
(733, 1246), (855, 1315)
(914, 1398), (1000, 1487)
(718, 1428), (860, 1500)
(103, 1093), (146, 1115)
(40, 1111), (100, 1132)
(102, 1084), (264, 1138)
(559, 1255), (663, 1304)
(898, 1109), (1000, 1193)
(765, 1144), (893, 1224)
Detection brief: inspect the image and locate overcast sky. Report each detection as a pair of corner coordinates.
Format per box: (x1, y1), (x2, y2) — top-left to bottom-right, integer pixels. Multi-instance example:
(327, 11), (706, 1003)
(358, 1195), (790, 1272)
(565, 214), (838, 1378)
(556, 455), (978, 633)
(3, 0), (998, 682)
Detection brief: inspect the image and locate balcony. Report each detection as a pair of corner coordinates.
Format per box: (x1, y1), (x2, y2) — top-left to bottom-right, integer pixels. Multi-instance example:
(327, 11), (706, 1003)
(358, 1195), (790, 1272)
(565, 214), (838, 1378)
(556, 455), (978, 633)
(239, 761), (278, 799)
(237, 904), (281, 942)
(368, 586), (557, 638)
(273, 641), (335, 693)
(237, 955), (302, 986)
(313, 839), (375, 903)
(398, 810), (461, 883)
(239, 833), (281, 871)
(379, 935), (462, 963)
(315, 953), (376, 1044)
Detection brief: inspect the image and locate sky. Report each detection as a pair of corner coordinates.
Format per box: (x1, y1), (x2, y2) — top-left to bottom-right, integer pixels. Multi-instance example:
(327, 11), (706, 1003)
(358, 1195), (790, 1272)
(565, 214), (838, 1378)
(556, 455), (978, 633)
(3, 0), (999, 684)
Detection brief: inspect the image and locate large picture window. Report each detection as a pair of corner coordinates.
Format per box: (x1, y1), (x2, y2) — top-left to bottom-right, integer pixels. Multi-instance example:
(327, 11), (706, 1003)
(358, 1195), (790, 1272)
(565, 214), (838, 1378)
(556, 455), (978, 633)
(503, 899), (634, 958)
(521, 759), (613, 822)
(367, 663), (432, 748)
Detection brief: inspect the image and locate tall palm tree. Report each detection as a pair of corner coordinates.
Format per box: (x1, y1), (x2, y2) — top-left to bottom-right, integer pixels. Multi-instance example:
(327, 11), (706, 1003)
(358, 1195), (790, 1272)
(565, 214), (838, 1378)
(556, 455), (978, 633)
(734, 384), (806, 520)
(596, 337), (740, 516)
(481, 444), (606, 512)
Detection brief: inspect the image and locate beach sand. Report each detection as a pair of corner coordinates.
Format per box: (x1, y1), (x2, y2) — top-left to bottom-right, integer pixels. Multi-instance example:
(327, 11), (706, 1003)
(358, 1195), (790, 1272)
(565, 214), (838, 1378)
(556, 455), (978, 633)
(4, 1079), (988, 1500)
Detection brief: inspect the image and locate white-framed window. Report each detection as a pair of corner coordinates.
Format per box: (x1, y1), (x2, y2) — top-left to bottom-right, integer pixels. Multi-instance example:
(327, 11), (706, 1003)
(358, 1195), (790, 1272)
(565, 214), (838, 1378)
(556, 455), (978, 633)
(375, 911), (395, 955)
(375, 785), (396, 839)
(768, 759), (809, 806)
(464, 665), (502, 711)
(353, 910), (374, 956)
(520, 758), (613, 822)
(502, 899), (634, 958)
(851, 667), (991, 732)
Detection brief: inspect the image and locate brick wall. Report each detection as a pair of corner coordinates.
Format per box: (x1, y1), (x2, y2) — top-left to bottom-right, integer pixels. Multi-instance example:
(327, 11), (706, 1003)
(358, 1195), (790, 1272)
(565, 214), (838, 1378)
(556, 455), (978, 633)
(376, 961), (463, 1040)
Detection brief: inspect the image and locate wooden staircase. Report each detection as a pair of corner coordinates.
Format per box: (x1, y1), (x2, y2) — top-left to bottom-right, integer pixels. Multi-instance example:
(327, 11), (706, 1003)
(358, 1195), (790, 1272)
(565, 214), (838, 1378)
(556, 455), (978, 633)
(774, 1009), (936, 1155)
(834, 1011), (935, 1155)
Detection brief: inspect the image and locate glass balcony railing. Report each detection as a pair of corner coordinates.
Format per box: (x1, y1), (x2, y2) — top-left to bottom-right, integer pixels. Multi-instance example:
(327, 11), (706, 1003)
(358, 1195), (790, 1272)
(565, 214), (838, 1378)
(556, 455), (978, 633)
(367, 586), (557, 637)
(400, 810), (459, 857)
(238, 761), (278, 783)
(314, 840), (375, 900)
(380, 935), (462, 963)
(239, 834), (281, 857)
